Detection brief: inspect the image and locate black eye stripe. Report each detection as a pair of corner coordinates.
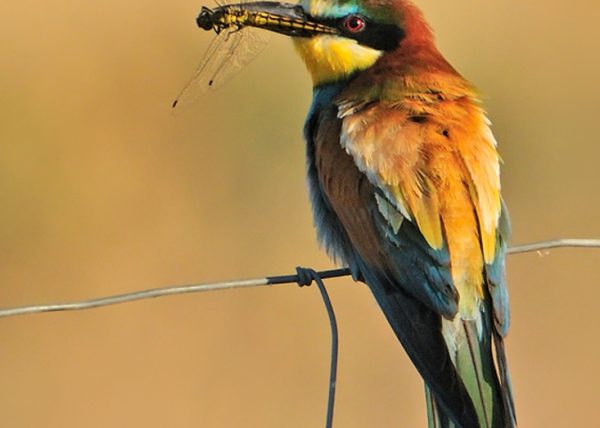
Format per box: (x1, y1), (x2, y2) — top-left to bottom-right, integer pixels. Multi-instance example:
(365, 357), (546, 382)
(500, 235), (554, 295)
(353, 22), (405, 51)
(316, 15), (405, 51)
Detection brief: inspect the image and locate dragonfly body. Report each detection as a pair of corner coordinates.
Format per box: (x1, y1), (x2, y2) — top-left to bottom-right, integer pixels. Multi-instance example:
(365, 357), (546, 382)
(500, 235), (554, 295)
(196, 3), (336, 37)
(173, 2), (336, 107)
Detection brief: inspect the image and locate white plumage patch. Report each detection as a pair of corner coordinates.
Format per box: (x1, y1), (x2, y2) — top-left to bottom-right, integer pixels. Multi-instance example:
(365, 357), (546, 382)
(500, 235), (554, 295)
(375, 193), (404, 234)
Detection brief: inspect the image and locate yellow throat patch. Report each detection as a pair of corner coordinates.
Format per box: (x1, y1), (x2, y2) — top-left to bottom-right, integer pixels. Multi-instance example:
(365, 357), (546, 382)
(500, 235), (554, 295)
(294, 35), (382, 86)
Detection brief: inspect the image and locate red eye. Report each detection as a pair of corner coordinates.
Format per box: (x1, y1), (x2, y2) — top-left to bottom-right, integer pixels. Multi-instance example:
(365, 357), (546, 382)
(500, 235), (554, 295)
(343, 15), (366, 33)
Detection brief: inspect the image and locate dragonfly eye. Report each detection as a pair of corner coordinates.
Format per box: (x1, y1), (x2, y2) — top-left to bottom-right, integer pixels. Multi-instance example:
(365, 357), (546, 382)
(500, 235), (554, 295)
(342, 15), (366, 33)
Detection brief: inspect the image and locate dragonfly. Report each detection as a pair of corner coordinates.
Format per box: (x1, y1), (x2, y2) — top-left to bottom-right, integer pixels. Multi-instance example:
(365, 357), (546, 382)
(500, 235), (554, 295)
(172, 1), (337, 109)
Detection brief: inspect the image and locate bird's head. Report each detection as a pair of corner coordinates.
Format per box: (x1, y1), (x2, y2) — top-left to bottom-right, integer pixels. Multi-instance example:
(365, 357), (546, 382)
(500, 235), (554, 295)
(292, 0), (435, 86)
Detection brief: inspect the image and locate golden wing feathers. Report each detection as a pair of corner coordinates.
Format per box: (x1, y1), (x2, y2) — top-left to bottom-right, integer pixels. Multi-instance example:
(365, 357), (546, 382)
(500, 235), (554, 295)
(338, 95), (501, 316)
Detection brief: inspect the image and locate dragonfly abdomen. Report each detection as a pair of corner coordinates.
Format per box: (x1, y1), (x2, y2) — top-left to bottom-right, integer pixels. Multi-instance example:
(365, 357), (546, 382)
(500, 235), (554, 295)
(248, 11), (337, 36)
(197, 4), (337, 37)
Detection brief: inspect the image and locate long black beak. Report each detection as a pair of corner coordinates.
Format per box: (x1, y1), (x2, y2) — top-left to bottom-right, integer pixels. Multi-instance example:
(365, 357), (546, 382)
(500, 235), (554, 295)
(197, 1), (338, 38)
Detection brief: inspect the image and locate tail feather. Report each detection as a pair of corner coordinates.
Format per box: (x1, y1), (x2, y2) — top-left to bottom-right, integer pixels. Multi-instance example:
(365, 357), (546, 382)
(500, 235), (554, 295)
(357, 257), (516, 427)
(428, 315), (516, 428)
(493, 331), (517, 426)
(360, 264), (480, 428)
(454, 319), (501, 428)
(426, 385), (454, 428)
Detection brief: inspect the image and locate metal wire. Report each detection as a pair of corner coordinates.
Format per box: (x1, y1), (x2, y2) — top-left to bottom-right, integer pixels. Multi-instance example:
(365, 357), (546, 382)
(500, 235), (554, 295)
(1, 237), (599, 428)
(0, 238), (599, 319)
(295, 267), (338, 428)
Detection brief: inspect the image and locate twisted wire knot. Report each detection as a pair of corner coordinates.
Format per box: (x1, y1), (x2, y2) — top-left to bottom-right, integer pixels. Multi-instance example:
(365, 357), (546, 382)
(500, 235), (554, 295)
(295, 266), (319, 287)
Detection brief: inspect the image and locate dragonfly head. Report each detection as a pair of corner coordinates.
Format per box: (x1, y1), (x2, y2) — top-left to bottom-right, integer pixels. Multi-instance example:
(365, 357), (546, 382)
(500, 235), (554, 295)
(196, 6), (215, 31)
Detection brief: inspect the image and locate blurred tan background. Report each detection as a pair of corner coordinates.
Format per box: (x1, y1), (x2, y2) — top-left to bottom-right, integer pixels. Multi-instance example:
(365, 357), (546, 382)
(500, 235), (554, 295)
(1, 0), (599, 426)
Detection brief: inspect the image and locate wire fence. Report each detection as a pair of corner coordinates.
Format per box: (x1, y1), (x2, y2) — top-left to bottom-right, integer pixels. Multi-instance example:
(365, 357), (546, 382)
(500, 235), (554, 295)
(2, 237), (599, 428)
(1, 238), (599, 319)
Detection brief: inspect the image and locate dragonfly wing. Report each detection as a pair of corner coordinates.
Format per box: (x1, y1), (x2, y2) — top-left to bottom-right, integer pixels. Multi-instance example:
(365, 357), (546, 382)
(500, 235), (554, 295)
(221, 26), (270, 78)
(172, 29), (233, 109)
(172, 26), (270, 109)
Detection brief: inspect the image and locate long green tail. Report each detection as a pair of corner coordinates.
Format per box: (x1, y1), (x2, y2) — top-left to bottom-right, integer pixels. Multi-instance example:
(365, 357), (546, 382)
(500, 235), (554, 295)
(426, 318), (516, 428)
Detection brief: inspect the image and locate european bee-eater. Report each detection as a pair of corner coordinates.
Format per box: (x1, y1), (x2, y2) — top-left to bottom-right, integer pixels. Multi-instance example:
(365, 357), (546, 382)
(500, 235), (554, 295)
(194, 1), (516, 426)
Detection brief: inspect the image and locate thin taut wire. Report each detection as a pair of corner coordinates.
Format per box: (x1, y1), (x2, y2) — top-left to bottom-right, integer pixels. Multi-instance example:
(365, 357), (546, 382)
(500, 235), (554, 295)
(0, 238), (599, 319)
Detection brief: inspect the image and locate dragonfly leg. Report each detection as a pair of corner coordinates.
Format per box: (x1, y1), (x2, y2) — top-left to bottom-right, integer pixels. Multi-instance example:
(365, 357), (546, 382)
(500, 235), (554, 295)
(229, 24), (244, 34)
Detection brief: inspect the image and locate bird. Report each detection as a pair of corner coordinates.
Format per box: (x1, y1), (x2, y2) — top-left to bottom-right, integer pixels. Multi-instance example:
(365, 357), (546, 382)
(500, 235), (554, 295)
(289, 1), (516, 426)
(196, 0), (517, 426)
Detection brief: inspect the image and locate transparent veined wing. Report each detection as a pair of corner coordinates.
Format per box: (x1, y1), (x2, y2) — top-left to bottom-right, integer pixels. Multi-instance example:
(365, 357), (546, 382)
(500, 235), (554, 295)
(172, 24), (270, 109)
